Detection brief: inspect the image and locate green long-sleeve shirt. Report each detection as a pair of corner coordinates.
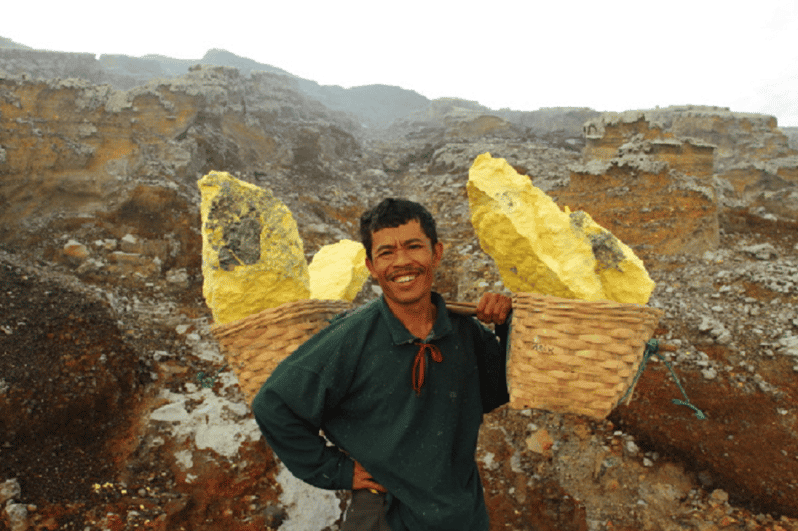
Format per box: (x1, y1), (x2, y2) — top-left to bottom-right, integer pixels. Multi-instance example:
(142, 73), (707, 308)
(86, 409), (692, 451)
(252, 292), (509, 531)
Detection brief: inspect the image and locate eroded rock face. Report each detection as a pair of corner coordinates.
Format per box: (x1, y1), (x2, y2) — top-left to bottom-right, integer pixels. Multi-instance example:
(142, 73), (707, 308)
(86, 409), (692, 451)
(559, 112), (721, 257)
(558, 160), (720, 258)
(581, 106), (798, 223)
(583, 106), (797, 172)
(0, 49), (105, 83)
(0, 65), (362, 248)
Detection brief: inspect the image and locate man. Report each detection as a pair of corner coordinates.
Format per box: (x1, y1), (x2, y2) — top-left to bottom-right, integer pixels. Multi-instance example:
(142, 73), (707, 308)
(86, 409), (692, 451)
(252, 198), (512, 530)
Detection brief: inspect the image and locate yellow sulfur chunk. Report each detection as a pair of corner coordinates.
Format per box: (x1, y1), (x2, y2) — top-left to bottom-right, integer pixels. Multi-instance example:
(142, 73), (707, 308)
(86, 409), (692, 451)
(309, 239), (368, 301)
(467, 153), (655, 304)
(198, 171), (310, 324)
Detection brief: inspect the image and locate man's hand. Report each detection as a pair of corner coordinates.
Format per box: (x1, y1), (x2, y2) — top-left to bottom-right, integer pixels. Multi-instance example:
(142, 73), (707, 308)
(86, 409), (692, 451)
(352, 460), (387, 493)
(476, 293), (512, 325)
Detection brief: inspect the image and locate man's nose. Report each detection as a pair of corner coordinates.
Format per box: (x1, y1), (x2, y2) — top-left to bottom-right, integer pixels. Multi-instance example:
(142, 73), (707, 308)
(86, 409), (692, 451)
(393, 247), (411, 265)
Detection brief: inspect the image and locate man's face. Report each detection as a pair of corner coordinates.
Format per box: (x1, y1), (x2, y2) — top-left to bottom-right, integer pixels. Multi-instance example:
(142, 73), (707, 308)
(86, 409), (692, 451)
(365, 220), (443, 309)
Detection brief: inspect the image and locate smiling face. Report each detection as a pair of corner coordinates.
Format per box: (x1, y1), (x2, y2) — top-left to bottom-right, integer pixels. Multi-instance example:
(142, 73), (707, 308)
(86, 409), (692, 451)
(365, 219), (443, 311)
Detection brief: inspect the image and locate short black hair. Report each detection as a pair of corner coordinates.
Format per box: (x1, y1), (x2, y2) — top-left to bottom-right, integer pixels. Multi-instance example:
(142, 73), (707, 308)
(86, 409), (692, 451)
(359, 198), (438, 260)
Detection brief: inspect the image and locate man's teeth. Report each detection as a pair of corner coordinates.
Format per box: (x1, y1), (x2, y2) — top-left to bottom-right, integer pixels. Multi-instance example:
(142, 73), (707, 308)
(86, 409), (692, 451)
(395, 275), (417, 283)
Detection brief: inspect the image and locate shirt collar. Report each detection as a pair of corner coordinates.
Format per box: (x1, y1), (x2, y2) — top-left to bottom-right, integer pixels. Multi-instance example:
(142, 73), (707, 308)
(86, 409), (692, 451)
(379, 291), (453, 345)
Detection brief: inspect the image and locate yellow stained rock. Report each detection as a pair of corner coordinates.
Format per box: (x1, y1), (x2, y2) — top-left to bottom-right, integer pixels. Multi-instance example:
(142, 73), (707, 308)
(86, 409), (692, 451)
(467, 153), (655, 304)
(309, 239), (368, 301)
(198, 171), (309, 324)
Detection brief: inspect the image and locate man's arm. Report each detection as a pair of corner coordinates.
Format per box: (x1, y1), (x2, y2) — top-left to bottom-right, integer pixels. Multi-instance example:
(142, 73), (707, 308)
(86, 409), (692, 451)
(475, 293), (512, 413)
(252, 364), (355, 490)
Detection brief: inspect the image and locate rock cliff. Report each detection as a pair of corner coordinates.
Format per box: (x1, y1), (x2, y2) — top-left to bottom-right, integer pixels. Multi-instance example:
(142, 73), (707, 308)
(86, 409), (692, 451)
(0, 65), (365, 290)
(581, 106), (798, 225)
(583, 106), (797, 171)
(558, 113), (720, 257)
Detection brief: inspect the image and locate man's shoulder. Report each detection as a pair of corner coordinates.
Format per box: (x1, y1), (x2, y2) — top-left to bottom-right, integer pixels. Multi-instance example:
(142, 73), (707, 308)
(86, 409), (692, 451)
(274, 299), (382, 377)
(302, 298), (382, 348)
(327, 298), (382, 330)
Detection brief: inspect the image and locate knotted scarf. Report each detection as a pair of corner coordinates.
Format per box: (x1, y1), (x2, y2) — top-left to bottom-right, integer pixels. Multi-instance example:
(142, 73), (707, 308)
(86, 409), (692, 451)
(411, 342), (443, 396)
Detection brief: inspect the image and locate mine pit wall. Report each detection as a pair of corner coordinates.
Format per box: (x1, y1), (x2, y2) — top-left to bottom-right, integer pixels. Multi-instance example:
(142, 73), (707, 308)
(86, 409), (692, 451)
(554, 164), (719, 258)
(644, 140), (715, 178)
(0, 66), (362, 289)
(778, 162), (798, 182)
(584, 107), (797, 172)
(583, 115), (667, 161)
(0, 49), (105, 83)
(0, 77), (202, 228)
(0, 74), (204, 289)
(571, 107), (798, 256)
(565, 117), (720, 258)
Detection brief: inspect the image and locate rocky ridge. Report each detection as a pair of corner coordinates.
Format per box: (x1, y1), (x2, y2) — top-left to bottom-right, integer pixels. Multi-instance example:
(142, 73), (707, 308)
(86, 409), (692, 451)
(0, 43), (598, 141)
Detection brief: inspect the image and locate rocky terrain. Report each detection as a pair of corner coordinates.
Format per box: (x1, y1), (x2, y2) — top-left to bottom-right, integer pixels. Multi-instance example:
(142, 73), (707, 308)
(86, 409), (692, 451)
(2, 42), (798, 531)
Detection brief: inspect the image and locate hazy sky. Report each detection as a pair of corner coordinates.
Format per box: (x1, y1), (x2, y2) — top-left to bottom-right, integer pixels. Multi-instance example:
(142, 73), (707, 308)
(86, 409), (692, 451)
(4, 0), (798, 125)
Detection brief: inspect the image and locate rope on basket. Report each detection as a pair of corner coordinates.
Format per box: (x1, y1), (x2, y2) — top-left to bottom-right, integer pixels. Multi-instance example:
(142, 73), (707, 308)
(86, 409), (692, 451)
(620, 339), (707, 420)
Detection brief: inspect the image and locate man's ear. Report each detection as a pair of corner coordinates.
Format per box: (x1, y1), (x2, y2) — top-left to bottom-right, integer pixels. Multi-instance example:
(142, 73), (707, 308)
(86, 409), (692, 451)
(365, 257), (377, 279)
(432, 241), (444, 268)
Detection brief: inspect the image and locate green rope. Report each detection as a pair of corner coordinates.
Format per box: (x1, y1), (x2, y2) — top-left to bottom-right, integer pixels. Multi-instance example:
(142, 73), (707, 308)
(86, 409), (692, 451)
(620, 339), (706, 420)
(197, 364), (228, 389)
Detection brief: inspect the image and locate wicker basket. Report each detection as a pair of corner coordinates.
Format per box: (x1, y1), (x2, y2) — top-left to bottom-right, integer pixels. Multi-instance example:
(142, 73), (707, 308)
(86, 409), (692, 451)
(211, 299), (354, 402)
(507, 292), (663, 419)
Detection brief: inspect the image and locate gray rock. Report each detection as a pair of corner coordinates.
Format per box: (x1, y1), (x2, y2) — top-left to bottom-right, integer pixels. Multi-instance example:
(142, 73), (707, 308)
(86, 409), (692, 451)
(0, 478), (21, 505)
(4, 502), (28, 531)
(778, 335), (798, 357)
(741, 243), (779, 260)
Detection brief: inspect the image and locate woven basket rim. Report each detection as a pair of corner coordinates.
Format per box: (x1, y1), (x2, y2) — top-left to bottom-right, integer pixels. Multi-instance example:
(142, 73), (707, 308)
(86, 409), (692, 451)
(211, 298), (354, 337)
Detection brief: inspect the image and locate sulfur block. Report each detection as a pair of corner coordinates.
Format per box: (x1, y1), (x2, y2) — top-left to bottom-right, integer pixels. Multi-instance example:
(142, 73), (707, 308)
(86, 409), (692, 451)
(198, 171), (309, 324)
(309, 239), (368, 301)
(467, 153), (655, 304)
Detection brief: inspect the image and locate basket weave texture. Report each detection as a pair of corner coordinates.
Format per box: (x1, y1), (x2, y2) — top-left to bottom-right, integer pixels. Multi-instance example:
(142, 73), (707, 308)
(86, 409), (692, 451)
(508, 292), (663, 419)
(211, 299), (353, 403)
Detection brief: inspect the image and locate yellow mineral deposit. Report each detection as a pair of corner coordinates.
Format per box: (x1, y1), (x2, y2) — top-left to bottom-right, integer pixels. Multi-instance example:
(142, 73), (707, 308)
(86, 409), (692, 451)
(467, 153), (655, 304)
(308, 239), (368, 301)
(198, 171), (310, 324)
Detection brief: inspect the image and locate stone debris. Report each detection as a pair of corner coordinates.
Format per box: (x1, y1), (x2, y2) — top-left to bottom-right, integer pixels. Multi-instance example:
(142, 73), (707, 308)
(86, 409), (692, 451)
(525, 428), (554, 454)
(3, 503), (28, 531)
(467, 152), (655, 303)
(62, 240), (89, 261)
(0, 478), (21, 505)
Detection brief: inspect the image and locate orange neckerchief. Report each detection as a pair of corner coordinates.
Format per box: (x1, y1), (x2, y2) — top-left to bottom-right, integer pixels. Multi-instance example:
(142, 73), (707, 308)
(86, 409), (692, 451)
(411, 342), (443, 396)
